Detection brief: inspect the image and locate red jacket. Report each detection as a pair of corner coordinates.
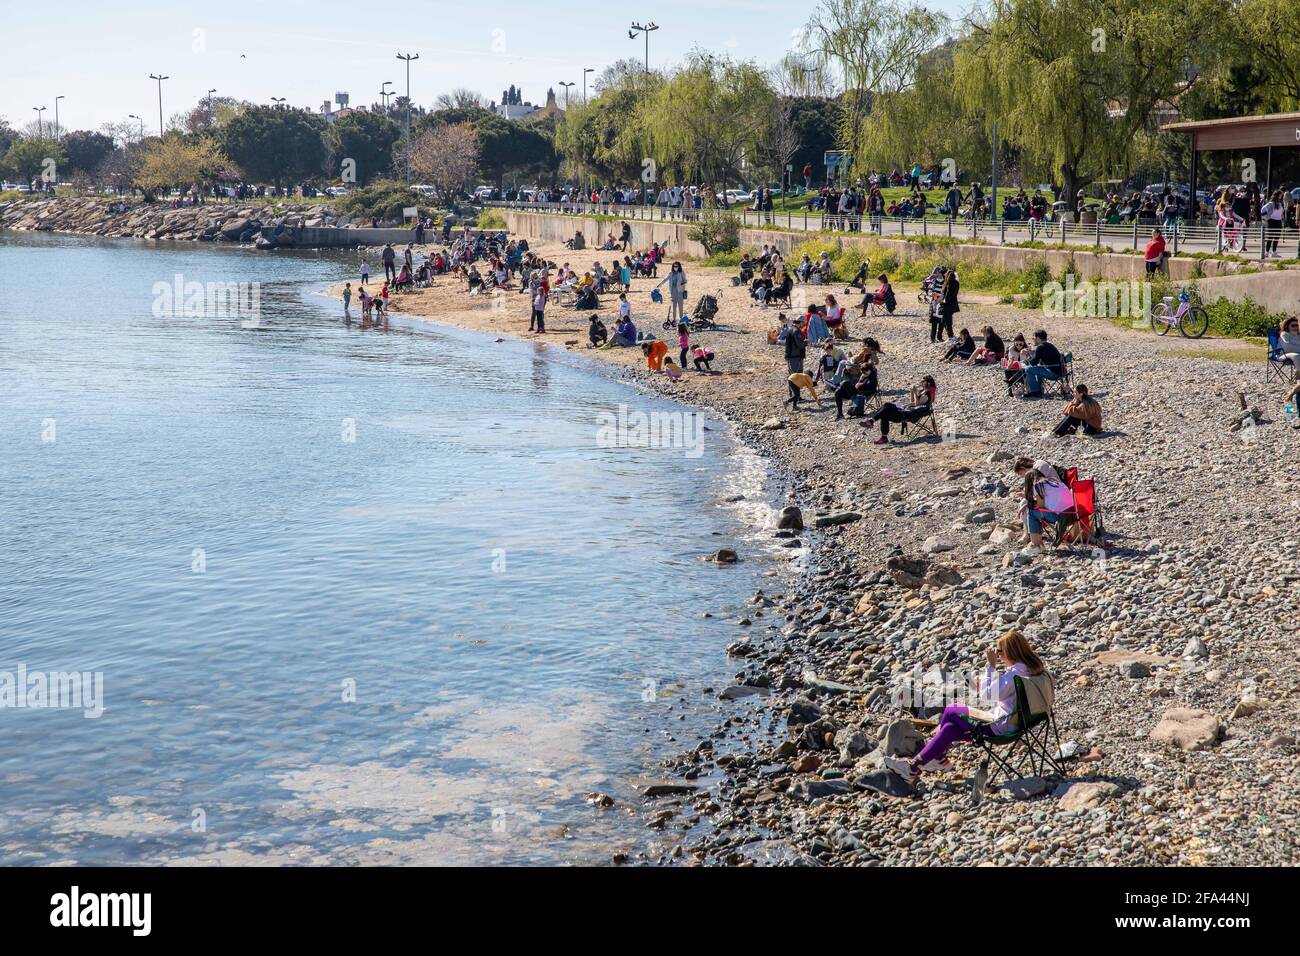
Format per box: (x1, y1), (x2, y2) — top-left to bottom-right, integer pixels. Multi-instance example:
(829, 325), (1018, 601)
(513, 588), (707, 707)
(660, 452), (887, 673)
(1144, 235), (1166, 261)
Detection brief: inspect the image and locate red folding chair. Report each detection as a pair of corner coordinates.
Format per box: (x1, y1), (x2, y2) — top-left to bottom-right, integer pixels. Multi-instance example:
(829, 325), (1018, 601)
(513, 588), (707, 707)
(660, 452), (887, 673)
(1049, 476), (1102, 547)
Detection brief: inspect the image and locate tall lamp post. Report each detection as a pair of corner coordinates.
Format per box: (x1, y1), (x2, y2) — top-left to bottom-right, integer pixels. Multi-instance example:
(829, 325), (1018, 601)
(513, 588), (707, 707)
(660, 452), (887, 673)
(583, 67), (594, 103)
(128, 114), (144, 141)
(396, 52), (419, 182)
(557, 81), (574, 109)
(380, 81), (393, 115)
(54, 95), (64, 140)
(149, 73), (169, 137)
(207, 88), (217, 128)
(628, 22), (658, 74)
(271, 97), (286, 108)
(32, 105), (46, 140)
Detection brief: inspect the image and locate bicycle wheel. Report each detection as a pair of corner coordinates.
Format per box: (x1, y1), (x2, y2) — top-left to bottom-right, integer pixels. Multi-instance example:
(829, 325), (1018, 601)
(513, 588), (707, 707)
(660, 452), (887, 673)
(1151, 302), (1173, 335)
(1180, 305), (1208, 338)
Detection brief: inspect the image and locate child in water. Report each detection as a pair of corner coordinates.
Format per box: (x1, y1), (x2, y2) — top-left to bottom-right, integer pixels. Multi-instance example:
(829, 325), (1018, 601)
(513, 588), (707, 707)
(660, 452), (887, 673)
(342, 283), (352, 314)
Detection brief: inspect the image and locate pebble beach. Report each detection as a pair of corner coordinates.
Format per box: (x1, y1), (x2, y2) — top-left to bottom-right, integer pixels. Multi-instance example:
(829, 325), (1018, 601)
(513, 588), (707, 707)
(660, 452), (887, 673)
(367, 238), (1298, 867)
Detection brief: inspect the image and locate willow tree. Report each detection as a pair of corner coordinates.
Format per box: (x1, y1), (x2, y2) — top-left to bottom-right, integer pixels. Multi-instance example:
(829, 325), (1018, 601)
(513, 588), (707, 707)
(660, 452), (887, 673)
(803, 0), (948, 172)
(554, 76), (657, 188)
(952, 0), (1226, 201)
(860, 44), (990, 180)
(637, 54), (775, 195)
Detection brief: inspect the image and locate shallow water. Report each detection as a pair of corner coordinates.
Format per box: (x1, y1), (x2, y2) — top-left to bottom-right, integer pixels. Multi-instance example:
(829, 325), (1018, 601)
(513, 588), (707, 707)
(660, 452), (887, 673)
(0, 232), (783, 865)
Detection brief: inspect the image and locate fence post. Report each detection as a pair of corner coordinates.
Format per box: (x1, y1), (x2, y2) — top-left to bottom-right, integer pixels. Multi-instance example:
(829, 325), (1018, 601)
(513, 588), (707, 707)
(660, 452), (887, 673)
(1216, 224), (1222, 253)
(1172, 220), (1179, 255)
(1260, 221), (1266, 262)
(947, 217), (952, 238)
(923, 217), (927, 237)
(1062, 219), (1068, 245)
(1132, 220), (1138, 250)
(1095, 219), (1100, 246)
(900, 216), (906, 236)
(1000, 219), (1006, 243)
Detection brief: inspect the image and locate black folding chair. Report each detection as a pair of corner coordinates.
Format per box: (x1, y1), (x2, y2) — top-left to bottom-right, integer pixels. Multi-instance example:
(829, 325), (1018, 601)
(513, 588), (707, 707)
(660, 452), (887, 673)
(962, 673), (1069, 790)
(1266, 329), (1296, 385)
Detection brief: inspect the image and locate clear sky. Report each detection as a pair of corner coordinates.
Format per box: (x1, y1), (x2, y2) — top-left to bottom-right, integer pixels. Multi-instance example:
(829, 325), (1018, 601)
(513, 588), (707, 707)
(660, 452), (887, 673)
(1, 0), (977, 135)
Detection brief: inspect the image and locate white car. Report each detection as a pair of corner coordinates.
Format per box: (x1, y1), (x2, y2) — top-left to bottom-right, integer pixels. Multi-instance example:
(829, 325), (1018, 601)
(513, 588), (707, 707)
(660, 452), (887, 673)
(326, 185), (349, 197)
(473, 186), (494, 200)
(716, 189), (751, 206)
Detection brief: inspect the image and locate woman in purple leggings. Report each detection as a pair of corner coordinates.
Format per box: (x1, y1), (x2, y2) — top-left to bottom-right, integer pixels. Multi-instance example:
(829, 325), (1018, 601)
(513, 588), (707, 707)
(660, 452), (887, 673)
(885, 631), (1046, 783)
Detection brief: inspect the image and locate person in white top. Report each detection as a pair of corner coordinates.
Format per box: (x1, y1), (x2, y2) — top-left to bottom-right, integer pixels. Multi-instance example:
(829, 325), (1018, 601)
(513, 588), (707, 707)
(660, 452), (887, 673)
(1013, 456), (1073, 555)
(885, 631), (1047, 784)
(1277, 316), (1300, 366)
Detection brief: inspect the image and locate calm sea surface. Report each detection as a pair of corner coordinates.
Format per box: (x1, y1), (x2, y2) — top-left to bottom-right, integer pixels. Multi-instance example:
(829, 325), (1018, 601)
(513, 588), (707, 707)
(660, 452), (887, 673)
(0, 231), (783, 864)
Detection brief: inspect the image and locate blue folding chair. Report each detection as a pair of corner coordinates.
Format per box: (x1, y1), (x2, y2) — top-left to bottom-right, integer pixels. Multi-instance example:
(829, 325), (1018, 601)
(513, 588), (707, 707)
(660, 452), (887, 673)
(1266, 328), (1296, 384)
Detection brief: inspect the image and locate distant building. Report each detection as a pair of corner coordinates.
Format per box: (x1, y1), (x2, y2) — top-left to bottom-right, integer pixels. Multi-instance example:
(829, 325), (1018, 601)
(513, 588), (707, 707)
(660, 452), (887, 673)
(491, 88), (564, 121)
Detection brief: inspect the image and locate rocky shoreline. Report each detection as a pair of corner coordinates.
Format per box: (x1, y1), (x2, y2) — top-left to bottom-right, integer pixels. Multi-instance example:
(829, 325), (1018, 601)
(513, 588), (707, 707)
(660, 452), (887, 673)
(364, 242), (1297, 867)
(0, 195), (351, 248)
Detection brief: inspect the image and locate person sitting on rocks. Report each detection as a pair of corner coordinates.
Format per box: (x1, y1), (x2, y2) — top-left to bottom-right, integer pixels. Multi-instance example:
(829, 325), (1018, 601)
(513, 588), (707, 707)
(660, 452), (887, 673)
(602, 314), (637, 348)
(965, 326), (1005, 365)
(943, 328), (977, 362)
(1053, 384), (1102, 437)
(1013, 457), (1074, 554)
(885, 631), (1047, 785)
(588, 315), (608, 347)
(863, 375), (936, 444)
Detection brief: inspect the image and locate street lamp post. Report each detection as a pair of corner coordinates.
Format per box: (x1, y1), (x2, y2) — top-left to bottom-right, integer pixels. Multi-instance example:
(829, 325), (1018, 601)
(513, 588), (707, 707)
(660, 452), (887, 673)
(628, 22), (658, 74)
(380, 81), (393, 114)
(54, 95), (64, 140)
(558, 81), (574, 109)
(271, 97), (286, 109)
(207, 88), (217, 128)
(583, 67), (594, 104)
(396, 52), (419, 182)
(149, 73), (169, 137)
(128, 114), (144, 141)
(32, 105), (46, 140)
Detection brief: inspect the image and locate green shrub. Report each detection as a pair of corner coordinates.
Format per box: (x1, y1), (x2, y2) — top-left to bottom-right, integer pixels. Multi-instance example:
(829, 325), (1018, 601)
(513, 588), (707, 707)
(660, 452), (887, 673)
(704, 248), (742, 268)
(1205, 295), (1276, 338)
(476, 208), (506, 230)
(687, 210), (741, 255)
(336, 179), (429, 225)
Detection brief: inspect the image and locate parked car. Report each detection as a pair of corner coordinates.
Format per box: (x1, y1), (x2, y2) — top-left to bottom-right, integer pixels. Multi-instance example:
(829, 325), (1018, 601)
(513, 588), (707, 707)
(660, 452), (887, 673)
(473, 185), (494, 200)
(325, 185), (350, 197)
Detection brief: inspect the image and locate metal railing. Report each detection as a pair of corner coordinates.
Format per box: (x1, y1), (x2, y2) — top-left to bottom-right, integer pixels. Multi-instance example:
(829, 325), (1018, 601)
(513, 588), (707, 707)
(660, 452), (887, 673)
(486, 200), (1300, 260)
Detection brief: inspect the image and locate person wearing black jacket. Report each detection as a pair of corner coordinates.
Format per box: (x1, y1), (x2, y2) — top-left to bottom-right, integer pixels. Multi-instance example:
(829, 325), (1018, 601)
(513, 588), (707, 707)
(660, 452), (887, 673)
(783, 318), (806, 374)
(931, 269), (959, 342)
(1022, 329), (1064, 397)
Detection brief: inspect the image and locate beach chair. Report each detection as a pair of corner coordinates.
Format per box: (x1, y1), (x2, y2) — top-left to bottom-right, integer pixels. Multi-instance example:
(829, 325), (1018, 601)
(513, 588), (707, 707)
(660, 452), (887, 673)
(1266, 328), (1295, 384)
(1055, 352), (1075, 397)
(963, 672), (1068, 791)
(903, 406), (941, 440)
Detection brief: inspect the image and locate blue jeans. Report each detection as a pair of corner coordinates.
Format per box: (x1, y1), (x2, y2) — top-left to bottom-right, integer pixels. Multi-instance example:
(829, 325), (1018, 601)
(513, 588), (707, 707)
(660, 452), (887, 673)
(1023, 365), (1057, 395)
(1027, 509), (1061, 535)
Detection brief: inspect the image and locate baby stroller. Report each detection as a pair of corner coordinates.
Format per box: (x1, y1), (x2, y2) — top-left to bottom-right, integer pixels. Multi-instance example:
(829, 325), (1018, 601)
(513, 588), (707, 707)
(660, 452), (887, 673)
(663, 290), (721, 332)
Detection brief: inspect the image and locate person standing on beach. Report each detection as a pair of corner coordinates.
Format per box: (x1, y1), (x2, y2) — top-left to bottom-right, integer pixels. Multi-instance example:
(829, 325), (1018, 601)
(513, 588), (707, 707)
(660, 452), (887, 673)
(678, 323), (690, 370)
(657, 262), (688, 324)
(360, 261), (370, 288)
(784, 319), (806, 375)
(531, 283), (547, 334)
(382, 244), (397, 282)
(404, 245), (414, 273)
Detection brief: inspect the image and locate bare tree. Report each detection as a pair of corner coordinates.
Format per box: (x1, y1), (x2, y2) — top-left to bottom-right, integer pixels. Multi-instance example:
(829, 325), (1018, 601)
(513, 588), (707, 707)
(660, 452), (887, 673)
(434, 88), (485, 110)
(406, 122), (479, 200)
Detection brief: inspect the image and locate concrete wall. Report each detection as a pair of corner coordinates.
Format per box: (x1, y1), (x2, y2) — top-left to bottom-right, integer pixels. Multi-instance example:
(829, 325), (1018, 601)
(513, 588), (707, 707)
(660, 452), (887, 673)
(297, 226), (418, 247)
(1195, 269), (1300, 314)
(501, 210), (1256, 283)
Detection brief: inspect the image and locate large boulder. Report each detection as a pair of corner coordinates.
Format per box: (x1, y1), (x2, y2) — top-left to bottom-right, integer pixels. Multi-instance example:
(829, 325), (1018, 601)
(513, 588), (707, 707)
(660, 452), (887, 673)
(776, 505), (804, 531)
(878, 718), (926, 757)
(1053, 780), (1120, 810)
(220, 217), (252, 239)
(1150, 708), (1220, 751)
